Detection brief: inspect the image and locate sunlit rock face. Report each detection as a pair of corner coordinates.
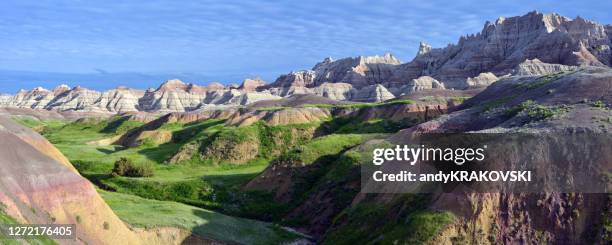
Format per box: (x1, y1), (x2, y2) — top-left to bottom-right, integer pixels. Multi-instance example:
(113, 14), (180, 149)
(268, 53), (401, 89)
(0, 116), (143, 244)
(464, 72), (498, 88)
(399, 76), (446, 94)
(394, 11), (612, 88)
(350, 84), (396, 102)
(512, 59), (577, 76)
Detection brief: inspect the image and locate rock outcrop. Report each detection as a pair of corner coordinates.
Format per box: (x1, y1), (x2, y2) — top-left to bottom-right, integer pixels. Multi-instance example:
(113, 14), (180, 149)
(350, 84), (396, 102)
(310, 82), (354, 101)
(397, 11), (611, 88)
(465, 72), (499, 88)
(95, 87), (144, 112)
(512, 58), (577, 76)
(239, 78), (266, 91)
(399, 76), (446, 94)
(386, 66), (612, 244)
(268, 53), (401, 89)
(0, 116), (142, 244)
(1, 80), (282, 113)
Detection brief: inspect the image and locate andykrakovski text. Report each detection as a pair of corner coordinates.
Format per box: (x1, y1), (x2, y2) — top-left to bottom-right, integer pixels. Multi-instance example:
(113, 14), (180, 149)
(371, 145), (532, 183)
(372, 170), (531, 182)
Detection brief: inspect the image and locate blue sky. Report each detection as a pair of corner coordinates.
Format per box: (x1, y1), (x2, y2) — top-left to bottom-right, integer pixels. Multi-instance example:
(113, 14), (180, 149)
(1, 0), (611, 93)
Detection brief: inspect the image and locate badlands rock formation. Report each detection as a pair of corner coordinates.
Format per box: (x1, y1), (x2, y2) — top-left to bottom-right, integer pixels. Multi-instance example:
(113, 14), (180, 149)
(0, 79), (280, 113)
(239, 78), (266, 91)
(350, 84), (396, 102)
(0, 116), (142, 244)
(389, 67), (612, 244)
(268, 54), (401, 89)
(512, 58), (577, 76)
(1, 12), (610, 113)
(465, 72), (499, 88)
(399, 11), (611, 88)
(400, 76), (446, 94)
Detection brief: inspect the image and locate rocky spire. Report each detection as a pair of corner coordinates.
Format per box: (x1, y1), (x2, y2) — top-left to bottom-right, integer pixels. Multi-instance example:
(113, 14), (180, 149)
(417, 41), (432, 56)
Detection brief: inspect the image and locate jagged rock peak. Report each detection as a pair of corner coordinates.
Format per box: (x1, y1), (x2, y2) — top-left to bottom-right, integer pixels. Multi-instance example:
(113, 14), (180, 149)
(312, 53), (401, 71)
(240, 78), (266, 91)
(417, 41), (432, 56)
(357, 53), (401, 65)
(52, 84), (71, 95)
(157, 79), (188, 91)
(31, 86), (50, 93)
(54, 84), (70, 90)
(207, 82), (225, 90)
(406, 11), (611, 89)
(482, 11), (583, 37)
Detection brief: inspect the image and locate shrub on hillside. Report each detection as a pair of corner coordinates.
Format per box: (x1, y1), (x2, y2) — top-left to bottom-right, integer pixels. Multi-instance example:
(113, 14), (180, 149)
(111, 158), (154, 177)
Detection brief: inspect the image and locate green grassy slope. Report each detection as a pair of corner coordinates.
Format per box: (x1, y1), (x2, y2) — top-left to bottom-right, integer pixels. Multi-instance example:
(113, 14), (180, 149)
(100, 190), (298, 245)
(17, 109), (433, 243)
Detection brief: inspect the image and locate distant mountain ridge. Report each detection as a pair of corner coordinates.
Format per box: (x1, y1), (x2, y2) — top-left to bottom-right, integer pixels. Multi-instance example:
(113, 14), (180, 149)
(1, 11), (609, 113)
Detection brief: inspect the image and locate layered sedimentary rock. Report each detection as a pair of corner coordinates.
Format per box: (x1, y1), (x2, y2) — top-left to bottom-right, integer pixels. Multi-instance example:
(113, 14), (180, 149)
(464, 72), (499, 88)
(45, 86), (103, 111)
(399, 76), (446, 94)
(138, 80), (208, 112)
(310, 82), (354, 101)
(223, 92), (282, 106)
(269, 53), (401, 89)
(2, 12), (611, 113)
(239, 78), (266, 91)
(350, 84), (396, 102)
(1, 79), (282, 113)
(94, 87), (144, 112)
(391, 67), (612, 244)
(512, 58), (577, 76)
(7, 87), (55, 109)
(397, 11), (612, 88)
(0, 116), (142, 244)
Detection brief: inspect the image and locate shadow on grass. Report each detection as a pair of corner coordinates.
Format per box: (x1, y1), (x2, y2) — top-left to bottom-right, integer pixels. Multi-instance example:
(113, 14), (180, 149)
(81, 173), (117, 191)
(137, 143), (182, 163)
(201, 172), (261, 187)
(314, 114), (419, 136)
(96, 147), (122, 155)
(100, 116), (129, 134)
(189, 206), (303, 244)
(171, 119), (225, 143)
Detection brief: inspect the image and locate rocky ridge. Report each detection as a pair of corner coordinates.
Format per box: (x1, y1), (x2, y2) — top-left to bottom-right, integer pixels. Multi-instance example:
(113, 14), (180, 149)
(1, 12), (610, 113)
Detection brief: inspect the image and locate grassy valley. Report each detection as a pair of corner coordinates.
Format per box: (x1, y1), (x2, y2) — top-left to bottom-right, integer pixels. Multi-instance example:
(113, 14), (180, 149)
(15, 103), (429, 243)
